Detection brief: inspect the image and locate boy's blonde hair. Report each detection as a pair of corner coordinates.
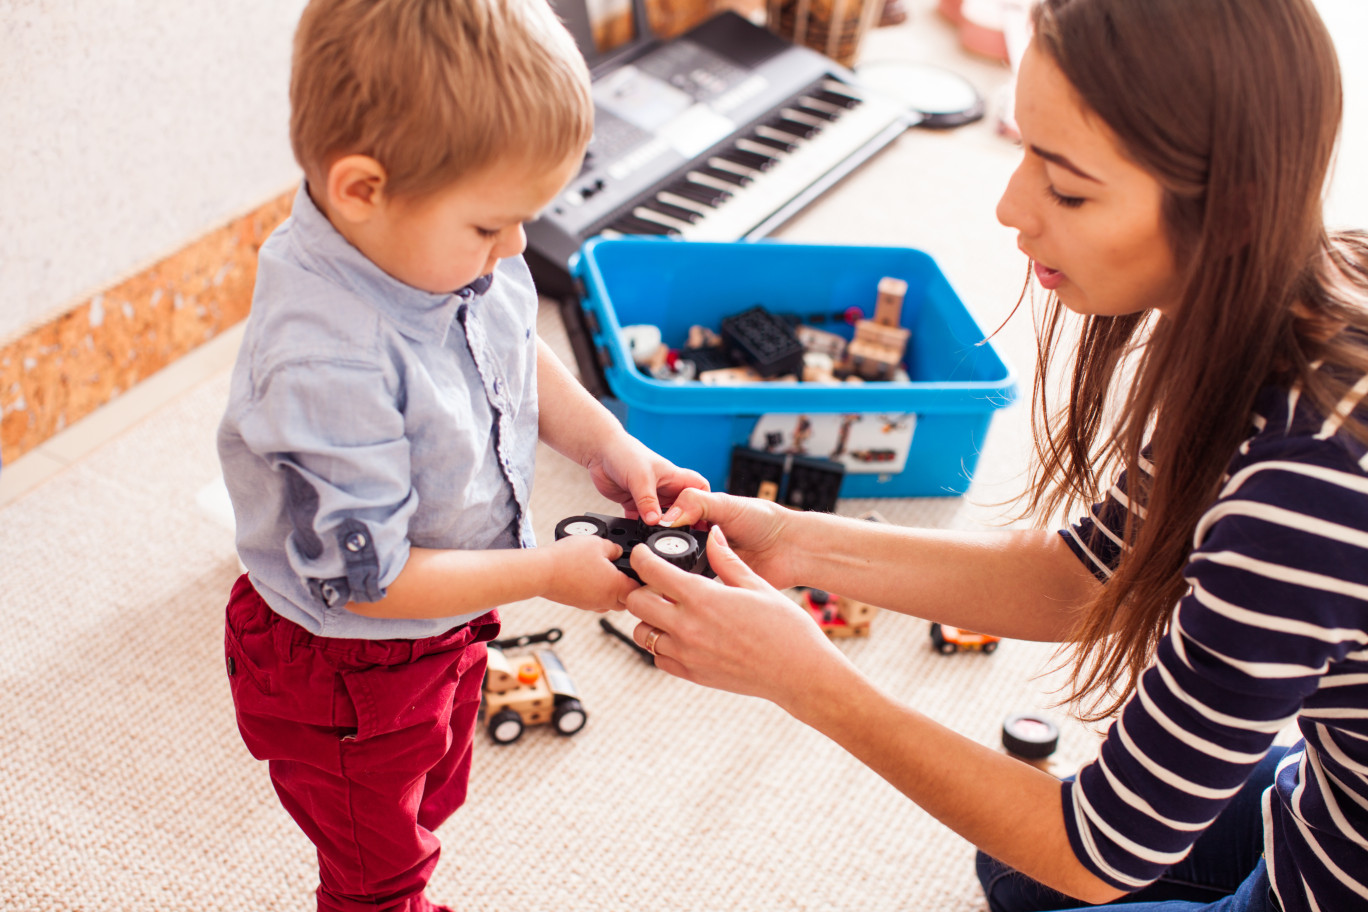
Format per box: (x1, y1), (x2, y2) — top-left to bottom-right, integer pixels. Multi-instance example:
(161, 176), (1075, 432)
(290, 0), (594, 199)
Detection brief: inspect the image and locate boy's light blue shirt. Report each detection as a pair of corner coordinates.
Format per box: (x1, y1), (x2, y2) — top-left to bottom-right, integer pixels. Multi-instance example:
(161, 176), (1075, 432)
(217, 183), (540, 639)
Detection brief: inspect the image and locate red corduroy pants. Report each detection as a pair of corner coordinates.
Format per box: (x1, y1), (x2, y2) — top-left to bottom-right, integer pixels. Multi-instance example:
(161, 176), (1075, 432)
(224, 574), (498, 911)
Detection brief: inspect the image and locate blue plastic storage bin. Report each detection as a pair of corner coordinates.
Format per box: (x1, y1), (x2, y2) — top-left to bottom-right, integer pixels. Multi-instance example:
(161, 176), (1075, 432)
(570, 238), (1017, 497)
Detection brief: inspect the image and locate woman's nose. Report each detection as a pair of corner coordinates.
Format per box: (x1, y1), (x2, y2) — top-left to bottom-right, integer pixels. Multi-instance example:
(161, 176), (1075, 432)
(995, 164), (1036, 237)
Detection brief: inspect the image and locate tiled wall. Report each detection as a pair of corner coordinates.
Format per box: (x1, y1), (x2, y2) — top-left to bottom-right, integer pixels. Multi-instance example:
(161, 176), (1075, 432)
(0, 192), (293, 465)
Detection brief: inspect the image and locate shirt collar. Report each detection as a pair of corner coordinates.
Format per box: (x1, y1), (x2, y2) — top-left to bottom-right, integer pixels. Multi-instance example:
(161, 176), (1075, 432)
(287, 182), (494, 344)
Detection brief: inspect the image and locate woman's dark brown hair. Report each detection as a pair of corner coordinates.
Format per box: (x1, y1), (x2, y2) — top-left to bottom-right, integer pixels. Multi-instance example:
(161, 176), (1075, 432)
(1023, 0), (1368, 719)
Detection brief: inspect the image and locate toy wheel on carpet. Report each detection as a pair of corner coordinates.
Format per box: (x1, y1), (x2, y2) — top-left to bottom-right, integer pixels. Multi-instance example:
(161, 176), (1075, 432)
(553, 699), (587, 736)
(930, 623), (958, 654)
(489, 708), (525, 745)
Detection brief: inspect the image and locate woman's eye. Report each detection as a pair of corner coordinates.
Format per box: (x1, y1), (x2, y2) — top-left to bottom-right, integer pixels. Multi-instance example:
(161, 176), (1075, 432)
(1046, 186), (1085, 209)
(475, 226), (500, 239)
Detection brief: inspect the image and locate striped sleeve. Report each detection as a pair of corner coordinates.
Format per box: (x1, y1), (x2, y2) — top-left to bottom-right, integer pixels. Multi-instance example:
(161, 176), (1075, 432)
(1059, 453), (1152, 581)
(1061, 444), (1368, 896)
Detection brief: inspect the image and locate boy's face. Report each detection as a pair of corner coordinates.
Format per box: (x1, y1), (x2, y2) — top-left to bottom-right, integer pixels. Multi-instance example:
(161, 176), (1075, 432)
(356, 153), (582, 294)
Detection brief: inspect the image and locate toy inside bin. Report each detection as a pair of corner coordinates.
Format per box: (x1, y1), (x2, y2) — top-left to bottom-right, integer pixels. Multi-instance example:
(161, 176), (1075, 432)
(569, 237), (1017, 497)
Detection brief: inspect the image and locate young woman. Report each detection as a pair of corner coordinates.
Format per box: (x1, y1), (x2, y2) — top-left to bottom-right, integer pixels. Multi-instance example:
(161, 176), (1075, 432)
(621, 1), (1368, 910)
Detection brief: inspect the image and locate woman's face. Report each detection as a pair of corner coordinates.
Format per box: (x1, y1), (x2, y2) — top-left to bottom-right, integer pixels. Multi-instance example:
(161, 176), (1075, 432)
(996, 44), (1182, 318)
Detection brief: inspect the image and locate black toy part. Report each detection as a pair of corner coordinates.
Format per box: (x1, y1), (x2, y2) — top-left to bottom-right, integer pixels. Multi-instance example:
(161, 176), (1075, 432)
(728, 446), (786, 501)
(719, 305), (805, 378)
(726, 447), (844, 513)
(784, 455), (844, 513)
(555, 512), (714, 583)
(599, 617), (656, 664)
(1001, 712), (1060, 760)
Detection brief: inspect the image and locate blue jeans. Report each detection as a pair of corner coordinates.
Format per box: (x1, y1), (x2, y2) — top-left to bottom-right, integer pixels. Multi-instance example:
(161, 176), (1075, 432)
(976, 747), (1286, 912)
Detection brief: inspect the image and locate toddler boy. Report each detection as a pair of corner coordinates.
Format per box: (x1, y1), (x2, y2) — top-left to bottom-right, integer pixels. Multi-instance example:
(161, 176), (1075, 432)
(217, 1), (706, 908)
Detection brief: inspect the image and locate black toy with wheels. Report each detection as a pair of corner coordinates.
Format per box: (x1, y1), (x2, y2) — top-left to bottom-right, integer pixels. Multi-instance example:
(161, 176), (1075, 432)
(555, 512), (714, 583)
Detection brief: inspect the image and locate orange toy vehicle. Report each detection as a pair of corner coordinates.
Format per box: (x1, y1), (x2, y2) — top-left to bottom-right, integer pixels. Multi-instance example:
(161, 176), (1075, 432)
(929, 622), (1000, 654)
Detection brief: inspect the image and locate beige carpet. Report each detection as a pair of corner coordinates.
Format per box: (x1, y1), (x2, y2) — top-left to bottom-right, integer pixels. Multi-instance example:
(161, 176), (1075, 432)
(0, 341), (1092, 912)
(5, 4), (1364, 909)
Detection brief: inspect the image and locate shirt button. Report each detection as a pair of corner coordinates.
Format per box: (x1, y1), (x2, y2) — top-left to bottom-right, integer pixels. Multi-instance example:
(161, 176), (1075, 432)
(345, 532), (368, 552)
(493, 378), (502, 395)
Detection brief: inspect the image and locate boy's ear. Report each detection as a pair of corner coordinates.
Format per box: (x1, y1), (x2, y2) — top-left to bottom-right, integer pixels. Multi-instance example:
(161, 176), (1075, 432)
(325, 155), (388, 224)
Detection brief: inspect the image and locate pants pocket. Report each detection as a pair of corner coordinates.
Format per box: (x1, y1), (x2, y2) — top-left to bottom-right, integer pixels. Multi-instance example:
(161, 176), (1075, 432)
(224, 611), (274, 697)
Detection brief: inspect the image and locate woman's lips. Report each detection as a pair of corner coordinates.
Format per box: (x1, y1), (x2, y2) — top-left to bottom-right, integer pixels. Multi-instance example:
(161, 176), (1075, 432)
(1033, 260), (1065, 290)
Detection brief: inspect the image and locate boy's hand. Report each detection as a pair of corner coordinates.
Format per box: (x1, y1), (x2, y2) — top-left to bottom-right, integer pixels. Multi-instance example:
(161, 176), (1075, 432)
(584, 434), (709, 526)
(542, 532), (639, 613)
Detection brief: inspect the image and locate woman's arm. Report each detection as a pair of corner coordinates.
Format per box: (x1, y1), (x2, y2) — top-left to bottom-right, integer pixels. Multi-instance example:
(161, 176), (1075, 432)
(797, 656), (1122, 904)
(662, 489), (1099, 642)
(789, 511), (1098, 642)
(624, 532), (1123, 904)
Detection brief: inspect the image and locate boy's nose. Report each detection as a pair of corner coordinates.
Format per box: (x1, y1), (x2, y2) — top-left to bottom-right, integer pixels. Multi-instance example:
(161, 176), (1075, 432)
(499, 224), (528, 259)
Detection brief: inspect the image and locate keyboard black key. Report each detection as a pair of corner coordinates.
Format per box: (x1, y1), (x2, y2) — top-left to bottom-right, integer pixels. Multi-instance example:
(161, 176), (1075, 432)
(699, 164), (753, 186)
(667, 180), (731, 207)
(647, 199), (704, 223)
(745, 132), (798, 154)
(770, 117), (820, 140)
(813, 89), (860, 109)
(717, 147), (777, 171)
(610, 213), (678, 236)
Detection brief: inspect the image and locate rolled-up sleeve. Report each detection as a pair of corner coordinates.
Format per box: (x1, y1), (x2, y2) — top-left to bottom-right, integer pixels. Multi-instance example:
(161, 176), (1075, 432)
(236, 359), (417, 609)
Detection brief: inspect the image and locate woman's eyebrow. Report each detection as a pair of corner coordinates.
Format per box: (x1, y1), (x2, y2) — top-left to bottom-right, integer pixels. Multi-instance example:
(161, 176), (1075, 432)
(1030, 144), (1101, 182)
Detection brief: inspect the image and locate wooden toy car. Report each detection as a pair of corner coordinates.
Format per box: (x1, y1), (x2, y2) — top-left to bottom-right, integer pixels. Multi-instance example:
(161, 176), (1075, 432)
(800, 587), (878, 638)
(929, 622), (1000, 654)
(481, 628), (587, 745)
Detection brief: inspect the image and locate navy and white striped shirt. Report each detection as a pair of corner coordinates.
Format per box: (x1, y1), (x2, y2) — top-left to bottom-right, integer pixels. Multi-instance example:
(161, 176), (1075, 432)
(1060, 374), (1368, 912)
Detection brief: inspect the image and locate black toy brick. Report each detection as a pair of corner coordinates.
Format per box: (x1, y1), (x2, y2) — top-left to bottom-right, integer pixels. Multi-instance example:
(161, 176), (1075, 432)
(719, 306), (805, 378)
(676, 345), (735, 376)
(727, 446), (787, 501)
(554, 512), (713, 583)
(784, 455), (845, 513)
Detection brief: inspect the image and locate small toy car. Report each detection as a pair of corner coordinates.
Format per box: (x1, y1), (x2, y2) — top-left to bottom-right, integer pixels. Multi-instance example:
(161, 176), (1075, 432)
(800, 587), (878, 638)
(929, 622), (1000, 654)
(555, 512), (713, 583)
(481, 628), (586, 745)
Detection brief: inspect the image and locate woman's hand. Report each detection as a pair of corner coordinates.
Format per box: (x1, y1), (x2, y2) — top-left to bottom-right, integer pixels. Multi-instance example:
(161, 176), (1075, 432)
(656, 488), (799, 590)
(624, 524), (848, 709)
(583, 433), (709, 526)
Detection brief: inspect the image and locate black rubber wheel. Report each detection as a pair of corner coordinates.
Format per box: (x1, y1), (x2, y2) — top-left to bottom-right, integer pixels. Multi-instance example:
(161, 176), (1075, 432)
(646, 528), (701, 569)
(488, 709), (525, 745)
(981, 640), (998, 654)
(930, 622), (956, 655)
(1002, 712), (1060, 759)
(555, 515), (609, 540)
(553, 699), (587, 736)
